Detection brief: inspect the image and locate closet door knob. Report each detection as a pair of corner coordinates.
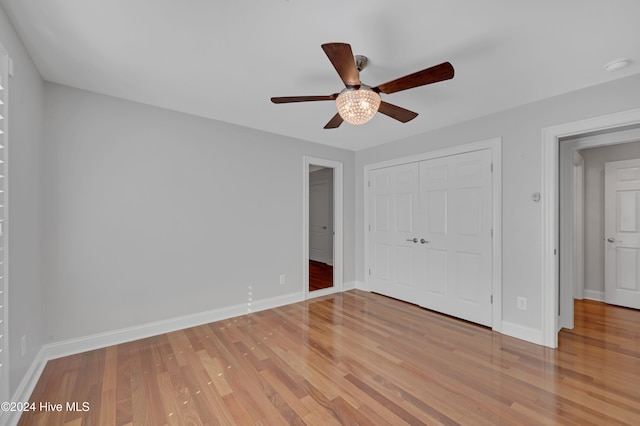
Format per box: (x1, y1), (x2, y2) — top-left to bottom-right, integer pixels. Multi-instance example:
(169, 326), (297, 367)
(420, 239), (429, 244)
(406, 238), (418, 243)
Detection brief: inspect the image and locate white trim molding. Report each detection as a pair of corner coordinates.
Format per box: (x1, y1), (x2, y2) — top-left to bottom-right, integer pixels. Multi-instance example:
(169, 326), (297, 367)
(43, 291), (304, 361)
(4, 347), (47, 426)
(541, 107), (640, 348)
(501, 321), (543, 346)
(354, 281), (369, 292)
(303, 157), (344, 300)
(5, 291), (304, 426)
(363, 137), (503, 333)
(342, 281), (357, 291)
(583, 290), (605, 302)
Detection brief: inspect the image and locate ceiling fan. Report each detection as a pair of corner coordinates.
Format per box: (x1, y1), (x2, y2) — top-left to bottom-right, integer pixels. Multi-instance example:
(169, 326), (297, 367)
(270, 42), (454, 129)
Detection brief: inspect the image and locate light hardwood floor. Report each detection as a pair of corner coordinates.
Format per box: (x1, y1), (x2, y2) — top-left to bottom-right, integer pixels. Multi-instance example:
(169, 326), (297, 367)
(18, 290), (640, 425)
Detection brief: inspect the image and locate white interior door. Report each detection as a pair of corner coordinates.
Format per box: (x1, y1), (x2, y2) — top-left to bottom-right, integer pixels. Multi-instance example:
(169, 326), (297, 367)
(369, 162), (420, 303)
(419, 150), (493, 326)
(309, 180), (331, 264)
(605, 159), (640, 309)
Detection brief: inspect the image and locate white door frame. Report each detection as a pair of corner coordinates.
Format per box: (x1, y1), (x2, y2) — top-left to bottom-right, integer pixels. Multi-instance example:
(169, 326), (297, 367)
(571, 151), (585, 304)
(558, 142), (584, 330)
(558, 127), (640, 330)
(303, 156), (343, 299)
(363, 137), (502, 331)
(541, 107), (640, 348)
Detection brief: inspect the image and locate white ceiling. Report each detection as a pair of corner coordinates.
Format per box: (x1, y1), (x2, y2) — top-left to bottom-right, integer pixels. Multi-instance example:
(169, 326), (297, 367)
(2, 0), (639, 151)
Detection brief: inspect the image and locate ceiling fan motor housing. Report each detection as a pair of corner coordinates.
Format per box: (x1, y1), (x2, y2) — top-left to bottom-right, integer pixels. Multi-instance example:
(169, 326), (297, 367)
(354, 55), (368, 73)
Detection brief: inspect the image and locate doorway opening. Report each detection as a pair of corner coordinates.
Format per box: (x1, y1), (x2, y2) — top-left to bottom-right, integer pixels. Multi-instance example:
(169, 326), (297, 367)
(309, 165), (333, 291)
(303, 157), (343, 299)
(542, 107), (640, 348)
(558, 126), (640, 329)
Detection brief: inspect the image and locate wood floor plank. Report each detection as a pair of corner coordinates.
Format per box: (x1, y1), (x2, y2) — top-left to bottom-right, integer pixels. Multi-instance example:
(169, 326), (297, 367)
(129, 343), (152, 426)
(18, 291), (640, 425)
(98, 346), (118, 426)
(222, 392), (255, 425)
(115, 342), (134, 425)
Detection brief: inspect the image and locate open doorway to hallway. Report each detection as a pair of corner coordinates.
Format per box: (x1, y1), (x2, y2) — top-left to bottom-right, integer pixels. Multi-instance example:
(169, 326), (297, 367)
(543, 107), (640, 348)
(558, 124), (640, 330)
(309, 164), (334, 292)
(303, 156), (343, 299)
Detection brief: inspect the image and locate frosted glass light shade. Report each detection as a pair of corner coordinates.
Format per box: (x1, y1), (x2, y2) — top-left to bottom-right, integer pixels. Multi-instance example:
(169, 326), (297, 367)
(336, 88), (381, 125)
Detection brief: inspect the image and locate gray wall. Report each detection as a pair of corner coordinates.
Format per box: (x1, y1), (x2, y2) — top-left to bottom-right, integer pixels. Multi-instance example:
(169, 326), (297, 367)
(356, 73), (640, 331)
(3, 0), (640, 395)
(0, 5), (45, 396)
(581, 141), (640, 295)
(42, 82), (355, 342)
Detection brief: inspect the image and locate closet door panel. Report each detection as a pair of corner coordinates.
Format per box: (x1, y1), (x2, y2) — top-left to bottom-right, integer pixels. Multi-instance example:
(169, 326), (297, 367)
(369, 162), (420, 303)
(419, 149), (493, 326)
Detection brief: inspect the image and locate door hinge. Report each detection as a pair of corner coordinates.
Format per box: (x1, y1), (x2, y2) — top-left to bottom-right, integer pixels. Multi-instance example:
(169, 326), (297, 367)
(368, 268), (371, 275)
(368, 224), (371, 231)
(490, 295), (493, 304)
(490, 163), (493, 172)
(368, 180), (371, 188)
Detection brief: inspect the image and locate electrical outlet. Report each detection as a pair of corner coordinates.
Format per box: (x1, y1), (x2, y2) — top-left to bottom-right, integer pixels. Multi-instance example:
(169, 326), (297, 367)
(21, 335), (27, 358)
(517, 297), (527, 310)
(279, 274), (286, 285)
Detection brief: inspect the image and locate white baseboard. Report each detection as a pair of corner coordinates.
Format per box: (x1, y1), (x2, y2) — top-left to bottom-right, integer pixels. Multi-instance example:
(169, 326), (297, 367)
(306, 285), (342, 299)
(4, 290), (306, 426)
(9, 286), (547, 426)
(342, 281), (356, 290)
(6, 347), (48, 426)
(353, 285), (538, 346)
(501, 321), (544, 346)
(583, 289), (605, 302)
(351, 285), (541, 348)
(354, 280), (369, 291)
(44, 291), (305, 361)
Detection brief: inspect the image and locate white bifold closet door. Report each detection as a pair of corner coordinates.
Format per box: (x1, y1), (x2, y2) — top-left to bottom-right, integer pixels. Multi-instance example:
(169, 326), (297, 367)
(370, 149), (493, 326)
(369, 162), (421, 304)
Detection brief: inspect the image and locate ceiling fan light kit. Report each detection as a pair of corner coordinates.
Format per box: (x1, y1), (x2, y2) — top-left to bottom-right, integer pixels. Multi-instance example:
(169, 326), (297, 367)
(270, 42), (454, 129)
(336, 86), (381, 125)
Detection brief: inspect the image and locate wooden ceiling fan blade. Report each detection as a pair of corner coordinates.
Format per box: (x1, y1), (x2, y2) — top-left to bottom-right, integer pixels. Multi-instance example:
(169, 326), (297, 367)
(321, 43), (360, 87)
(324, 113), (344, 129)
(374, 62), (454, 94)
(377, 101), (419, 123)
(271, 94), (337, 104)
